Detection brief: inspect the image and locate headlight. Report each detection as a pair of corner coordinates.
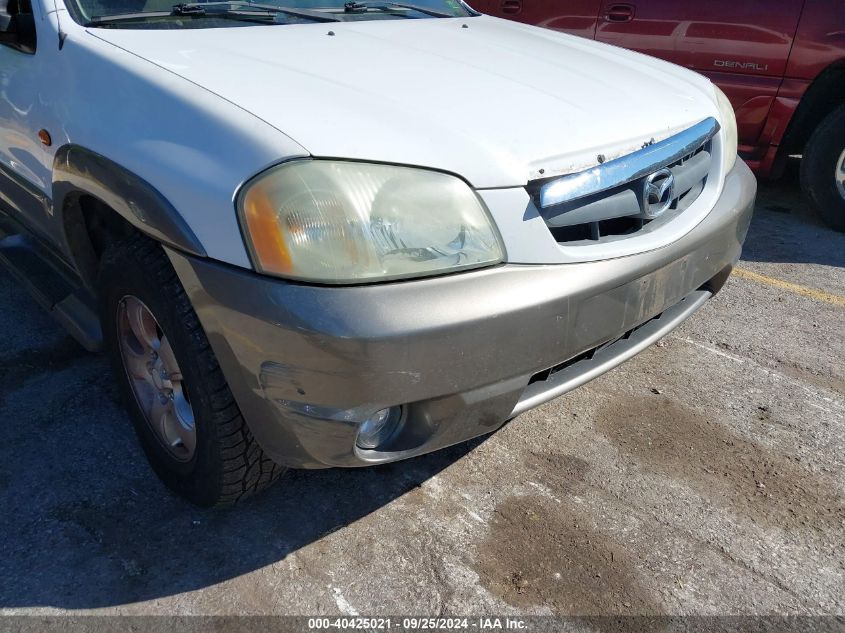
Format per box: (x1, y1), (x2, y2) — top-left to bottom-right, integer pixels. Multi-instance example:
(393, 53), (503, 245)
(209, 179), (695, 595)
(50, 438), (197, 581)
(713, 85), (738, 174)
(238, 160), (505, 284)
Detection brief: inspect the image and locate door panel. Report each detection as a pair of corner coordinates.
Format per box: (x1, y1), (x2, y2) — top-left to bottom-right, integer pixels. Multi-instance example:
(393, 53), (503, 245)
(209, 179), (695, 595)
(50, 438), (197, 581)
(595, 0), (804, 78)
(487, 0), (603, 39)
(0, 1), (56, 240)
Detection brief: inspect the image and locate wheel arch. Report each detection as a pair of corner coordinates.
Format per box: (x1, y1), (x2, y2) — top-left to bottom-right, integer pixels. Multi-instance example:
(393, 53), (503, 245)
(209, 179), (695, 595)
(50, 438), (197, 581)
(52, 144), (207, 289)
(778, 60), (845, 161)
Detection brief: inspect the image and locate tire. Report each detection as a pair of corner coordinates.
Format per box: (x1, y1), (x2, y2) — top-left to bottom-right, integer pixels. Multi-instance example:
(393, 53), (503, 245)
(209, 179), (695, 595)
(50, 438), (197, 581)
(801, 103), (845, 232)
(99, 233), (284, 506)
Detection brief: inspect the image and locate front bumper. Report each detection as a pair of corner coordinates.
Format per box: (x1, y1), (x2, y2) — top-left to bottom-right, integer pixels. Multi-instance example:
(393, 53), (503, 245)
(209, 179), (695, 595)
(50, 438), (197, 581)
(167, 161), (756, 469)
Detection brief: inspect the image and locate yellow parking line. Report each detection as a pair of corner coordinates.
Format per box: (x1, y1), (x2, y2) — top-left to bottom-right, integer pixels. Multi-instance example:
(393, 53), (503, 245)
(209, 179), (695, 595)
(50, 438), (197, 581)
(733, 267), (845, 308)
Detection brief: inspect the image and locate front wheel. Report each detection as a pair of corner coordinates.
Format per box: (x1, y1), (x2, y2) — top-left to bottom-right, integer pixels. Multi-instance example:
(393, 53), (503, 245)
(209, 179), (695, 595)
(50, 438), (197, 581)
(99, 233), (284, 506)
(801, 103), (845, 232)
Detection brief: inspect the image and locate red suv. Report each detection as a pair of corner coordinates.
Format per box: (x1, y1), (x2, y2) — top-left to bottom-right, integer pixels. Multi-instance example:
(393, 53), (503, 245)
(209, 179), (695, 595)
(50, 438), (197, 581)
(477, 0), (845, 231)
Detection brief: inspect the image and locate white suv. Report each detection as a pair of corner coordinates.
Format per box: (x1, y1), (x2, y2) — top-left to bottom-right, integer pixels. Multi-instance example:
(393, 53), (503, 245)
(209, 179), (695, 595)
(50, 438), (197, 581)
(0, 0), (755, 505)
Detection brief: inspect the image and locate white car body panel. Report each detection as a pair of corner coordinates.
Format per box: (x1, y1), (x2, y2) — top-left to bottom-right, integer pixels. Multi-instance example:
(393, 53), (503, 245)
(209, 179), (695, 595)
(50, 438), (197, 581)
(89, 15), (720, 190)
(0, 2), (54, 216)
(10, 1), (726, 267)
(5, 3), (309, 267)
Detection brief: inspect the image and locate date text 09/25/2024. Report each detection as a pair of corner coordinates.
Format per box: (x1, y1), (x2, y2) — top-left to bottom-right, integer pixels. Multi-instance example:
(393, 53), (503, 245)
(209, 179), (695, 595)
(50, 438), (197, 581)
(307, 618), (528, 630)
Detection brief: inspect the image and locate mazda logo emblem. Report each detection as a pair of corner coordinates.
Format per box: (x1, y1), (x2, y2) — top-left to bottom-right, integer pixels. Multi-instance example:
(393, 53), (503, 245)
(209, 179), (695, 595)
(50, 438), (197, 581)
(642, 168), (676, 218)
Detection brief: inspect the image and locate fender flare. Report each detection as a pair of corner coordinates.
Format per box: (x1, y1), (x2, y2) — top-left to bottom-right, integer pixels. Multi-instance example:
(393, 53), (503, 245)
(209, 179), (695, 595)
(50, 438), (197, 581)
(52, 144), (206, 257)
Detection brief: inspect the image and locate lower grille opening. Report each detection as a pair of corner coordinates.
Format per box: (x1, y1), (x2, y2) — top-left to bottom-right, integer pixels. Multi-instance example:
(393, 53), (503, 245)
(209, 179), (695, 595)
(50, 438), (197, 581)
(512, 281), (723, 418)
(550, 216), (648, 243)
(527, 311), (664, 387)
(527, 347), (594, 386)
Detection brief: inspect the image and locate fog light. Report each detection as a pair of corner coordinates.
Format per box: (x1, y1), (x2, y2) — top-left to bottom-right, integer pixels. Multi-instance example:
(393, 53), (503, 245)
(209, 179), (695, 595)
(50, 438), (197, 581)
(356, 407), (403, 450)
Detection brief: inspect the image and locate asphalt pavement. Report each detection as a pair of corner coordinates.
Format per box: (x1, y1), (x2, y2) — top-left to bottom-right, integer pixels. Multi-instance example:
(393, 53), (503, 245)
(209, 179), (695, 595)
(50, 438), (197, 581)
(1, 164), (843, 617)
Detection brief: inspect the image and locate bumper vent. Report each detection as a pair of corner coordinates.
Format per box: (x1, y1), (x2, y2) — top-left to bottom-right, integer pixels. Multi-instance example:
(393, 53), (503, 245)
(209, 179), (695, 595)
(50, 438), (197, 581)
(528, 118), (719, 246)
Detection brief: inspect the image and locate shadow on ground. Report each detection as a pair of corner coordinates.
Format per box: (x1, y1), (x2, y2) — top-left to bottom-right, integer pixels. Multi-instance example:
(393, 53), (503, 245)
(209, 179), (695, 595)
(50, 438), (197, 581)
(0, 274), (486, 609)
(743, 159), (845, 268)
(1, 161), (842, 611)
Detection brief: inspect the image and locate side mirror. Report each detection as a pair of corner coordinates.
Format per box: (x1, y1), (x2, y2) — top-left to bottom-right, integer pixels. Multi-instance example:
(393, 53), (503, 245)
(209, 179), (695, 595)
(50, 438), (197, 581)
(1, 0), (36, 54)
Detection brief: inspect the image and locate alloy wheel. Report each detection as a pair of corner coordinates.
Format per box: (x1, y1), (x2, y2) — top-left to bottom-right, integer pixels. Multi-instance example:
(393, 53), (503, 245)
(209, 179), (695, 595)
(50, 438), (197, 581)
(836, 148), (845, 201)
(117, 295), (196, 462)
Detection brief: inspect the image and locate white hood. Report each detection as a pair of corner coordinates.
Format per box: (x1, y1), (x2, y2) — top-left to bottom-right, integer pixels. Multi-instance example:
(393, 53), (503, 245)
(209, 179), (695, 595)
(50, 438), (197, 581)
(92, 16), (719, 188)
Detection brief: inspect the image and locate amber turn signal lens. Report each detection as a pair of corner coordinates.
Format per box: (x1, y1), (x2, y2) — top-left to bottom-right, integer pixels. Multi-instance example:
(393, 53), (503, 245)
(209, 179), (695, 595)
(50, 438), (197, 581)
(38, 129), (52, 147)
(242, 188), (293, 274)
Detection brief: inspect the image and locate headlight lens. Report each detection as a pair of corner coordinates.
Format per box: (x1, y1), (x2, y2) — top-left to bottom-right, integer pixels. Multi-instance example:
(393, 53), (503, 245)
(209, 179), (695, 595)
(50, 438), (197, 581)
(714, 85), (738, 174)
(238, 160), (505, 284)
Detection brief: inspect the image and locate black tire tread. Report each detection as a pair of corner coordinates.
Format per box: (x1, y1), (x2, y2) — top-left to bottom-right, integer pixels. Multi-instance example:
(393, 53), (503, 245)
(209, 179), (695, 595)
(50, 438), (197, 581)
(101, 233), (284, 505)
(800, 103), (845, 233)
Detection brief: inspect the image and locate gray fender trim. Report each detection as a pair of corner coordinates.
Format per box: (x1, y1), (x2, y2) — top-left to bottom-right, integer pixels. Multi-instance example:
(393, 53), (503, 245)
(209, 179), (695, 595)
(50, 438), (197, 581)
(52, 145), (206, 257)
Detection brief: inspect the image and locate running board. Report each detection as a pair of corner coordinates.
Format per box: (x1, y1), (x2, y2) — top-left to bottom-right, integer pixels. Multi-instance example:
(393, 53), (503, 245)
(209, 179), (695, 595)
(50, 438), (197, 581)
(0, 229), (103, 352)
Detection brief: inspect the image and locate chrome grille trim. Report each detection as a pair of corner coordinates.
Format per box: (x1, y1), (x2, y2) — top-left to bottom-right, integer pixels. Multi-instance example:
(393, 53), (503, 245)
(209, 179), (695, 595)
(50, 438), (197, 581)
(538, 117), (720, 209)
(542, 145), (711, 229)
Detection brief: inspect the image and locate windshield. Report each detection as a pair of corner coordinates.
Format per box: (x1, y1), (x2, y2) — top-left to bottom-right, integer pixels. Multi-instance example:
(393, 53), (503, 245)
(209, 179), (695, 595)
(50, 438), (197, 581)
(67, 0), (477, 27)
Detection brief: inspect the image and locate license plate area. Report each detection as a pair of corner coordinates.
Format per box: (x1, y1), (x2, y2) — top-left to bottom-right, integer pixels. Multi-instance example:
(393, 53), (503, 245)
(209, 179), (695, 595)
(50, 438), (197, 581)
(571, 254), (695, 356)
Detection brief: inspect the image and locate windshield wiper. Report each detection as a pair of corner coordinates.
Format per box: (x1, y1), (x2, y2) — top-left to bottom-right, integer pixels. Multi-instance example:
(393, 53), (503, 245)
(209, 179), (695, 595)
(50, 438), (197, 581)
(89, 1), (341, 26)
(183, 2), (342, 21)
(343, 0), (454, 18)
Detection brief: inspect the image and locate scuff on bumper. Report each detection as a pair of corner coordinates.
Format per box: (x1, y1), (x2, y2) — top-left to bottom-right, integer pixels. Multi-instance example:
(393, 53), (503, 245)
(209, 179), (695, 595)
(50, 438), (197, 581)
(167, 161), (756, 469)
